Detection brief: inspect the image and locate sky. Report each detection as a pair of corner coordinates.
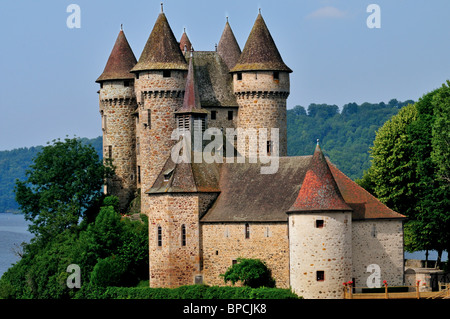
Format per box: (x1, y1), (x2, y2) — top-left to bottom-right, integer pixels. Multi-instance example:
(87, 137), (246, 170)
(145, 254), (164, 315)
(0, 0), (449, 151)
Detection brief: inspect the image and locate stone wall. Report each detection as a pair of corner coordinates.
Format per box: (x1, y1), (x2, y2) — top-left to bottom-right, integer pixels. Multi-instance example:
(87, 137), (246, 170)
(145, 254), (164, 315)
(145, 193), (201, 288)
(201, 222), (290, 288)
(99, 80), (137, 212)
(135, 70), (186, 195)
(233, 71), (289, 157)
(352, 219), (404, 287)
(289, 212), (353, 299)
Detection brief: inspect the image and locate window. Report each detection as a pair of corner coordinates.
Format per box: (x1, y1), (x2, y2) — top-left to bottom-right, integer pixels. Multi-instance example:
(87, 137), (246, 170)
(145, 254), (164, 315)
(273, 71), (279, 80)
(177, 114), (190, 133)
(181, 224), (186, 246)
(136, 137), (140, 155)
(101, 113), (107, 132)
(163, 70), (171, 78)
(232, 259), (237, 266)
(228, 111), (233, 121)
(144, 110), (151, 128)
(316, 271), (325, 281)
(100, 82), (104, 89)
(137, 166), (141, 184)
(108, 145), (112, 158)
(210, 110), (217, 120)
(316, 219), (324, 228)
(163, 168), (174, 182)
(245, 223), (250, 239)
(124, 80), (130, 87)
(237, 72), (242, 81)
(267, 141), (272, 155)
(136, 73), (140, 79)
(157, 226), (162, 247)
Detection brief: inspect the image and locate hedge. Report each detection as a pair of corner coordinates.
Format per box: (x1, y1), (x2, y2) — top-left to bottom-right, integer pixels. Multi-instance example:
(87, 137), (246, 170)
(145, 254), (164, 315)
(74, 284), (300, 299)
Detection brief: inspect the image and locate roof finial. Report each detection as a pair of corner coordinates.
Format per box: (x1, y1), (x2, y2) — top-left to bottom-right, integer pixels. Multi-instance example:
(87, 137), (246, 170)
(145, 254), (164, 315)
(226, 16), (229, 22)
(120, 24), (123, 31)
(215, 43), (217, 51)
(184, 27), (186, 33)
(161, 2), (164, 13)
(259, 8), (261, 15)
(190, 47), (194, 58)
(317, 139), (320, 146)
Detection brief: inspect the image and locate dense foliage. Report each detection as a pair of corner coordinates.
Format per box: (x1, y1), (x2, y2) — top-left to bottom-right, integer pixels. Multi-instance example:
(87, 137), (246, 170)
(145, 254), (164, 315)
(221, 258), (276, 288)
(287, 99), (414, 180)
(0, 136), (102, 213)
(359, 83), (450, 261)
(0, 196), (149, 299)
(75, 285), (299, 299)
(14, 137), (111, 240)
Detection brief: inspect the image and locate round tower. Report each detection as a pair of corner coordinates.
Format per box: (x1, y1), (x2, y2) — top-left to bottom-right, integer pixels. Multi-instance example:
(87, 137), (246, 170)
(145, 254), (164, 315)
(130, 9), (188, 197)
(96, 27), (138, 212)
(230, 12), (292, 158)
(287, 143), (353, 299)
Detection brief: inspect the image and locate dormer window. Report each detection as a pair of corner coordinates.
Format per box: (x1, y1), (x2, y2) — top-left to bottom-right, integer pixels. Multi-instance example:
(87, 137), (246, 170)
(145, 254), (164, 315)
(163, 168), (174, 182)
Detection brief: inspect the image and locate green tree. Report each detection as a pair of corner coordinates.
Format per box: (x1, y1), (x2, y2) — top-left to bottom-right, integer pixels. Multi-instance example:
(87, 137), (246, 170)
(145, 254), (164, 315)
(14, 137), (113, 240)
(431, 80), (450, 188)
(361, 88), (450, 260)
(221, 258), (275, 288)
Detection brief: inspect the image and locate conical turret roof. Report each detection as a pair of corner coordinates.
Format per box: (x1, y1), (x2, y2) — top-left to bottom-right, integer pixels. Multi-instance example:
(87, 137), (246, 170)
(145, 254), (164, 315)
(217, 19), (241, 70)
(176, 52), (207, 115)
(230, 13), (292, 73)
(287, 143), (352, 213)
(96, 29), (137, 83)
(179, 29), (192, 54)
(131, 12), (187, 72)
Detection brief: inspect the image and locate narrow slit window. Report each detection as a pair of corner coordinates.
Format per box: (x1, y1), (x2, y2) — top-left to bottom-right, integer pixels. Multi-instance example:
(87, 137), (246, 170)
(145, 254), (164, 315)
(137, 166), (141, 184)
(273, 71), (279, 80)
(245, 223), (250, 239)
(181, 224), (186, 246)
(237, 73), (242, 81)
(108, 145), (112, 158)
(211, 110), (217, 120)
(157, 226), (162, 247)
(228, 111), (233, 121)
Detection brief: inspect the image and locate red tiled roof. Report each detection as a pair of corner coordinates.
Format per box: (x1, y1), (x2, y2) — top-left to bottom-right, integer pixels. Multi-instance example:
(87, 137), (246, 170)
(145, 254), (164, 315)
(96, 30), (137, 83)
(288, 144), (352, 213)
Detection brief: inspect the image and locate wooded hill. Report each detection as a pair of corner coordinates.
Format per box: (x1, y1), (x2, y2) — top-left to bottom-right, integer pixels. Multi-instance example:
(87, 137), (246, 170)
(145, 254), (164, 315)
(0, 99), (413, 213)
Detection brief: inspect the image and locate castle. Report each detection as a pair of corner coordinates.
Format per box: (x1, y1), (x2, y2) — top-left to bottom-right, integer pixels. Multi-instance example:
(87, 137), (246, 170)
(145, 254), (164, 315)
(96, 6), (405, 299)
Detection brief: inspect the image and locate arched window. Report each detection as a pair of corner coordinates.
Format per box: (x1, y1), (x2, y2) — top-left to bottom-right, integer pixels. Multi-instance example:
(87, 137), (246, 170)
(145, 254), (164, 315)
(181, 224), (186, 246)
(157, 226), (162, 247)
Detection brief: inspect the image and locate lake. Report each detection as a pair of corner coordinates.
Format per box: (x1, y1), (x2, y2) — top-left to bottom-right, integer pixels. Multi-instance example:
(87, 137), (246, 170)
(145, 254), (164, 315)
(0, 213), (33, 278)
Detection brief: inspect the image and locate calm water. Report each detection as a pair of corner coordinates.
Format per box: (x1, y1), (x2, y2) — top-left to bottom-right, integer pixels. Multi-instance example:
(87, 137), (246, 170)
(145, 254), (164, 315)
(0, 213), (33, 278)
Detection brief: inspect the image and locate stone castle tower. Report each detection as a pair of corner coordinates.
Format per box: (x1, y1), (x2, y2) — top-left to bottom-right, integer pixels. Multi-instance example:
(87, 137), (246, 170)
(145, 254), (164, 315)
(97, 8), (291, 211)
(96, 6), (406, 298)
(96, 28), (138, 212)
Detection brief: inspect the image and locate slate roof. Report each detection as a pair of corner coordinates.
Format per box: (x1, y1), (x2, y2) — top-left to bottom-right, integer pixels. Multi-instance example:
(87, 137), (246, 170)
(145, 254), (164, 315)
(96, 29), (137, 83)
(230, 13), (292, 73)
(217, 20), (241, 70)
(199, 153), (405, 223)
(175, 52), (208, 115)
(131, 12), (188, 72)
(191, 51), (238, 107)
